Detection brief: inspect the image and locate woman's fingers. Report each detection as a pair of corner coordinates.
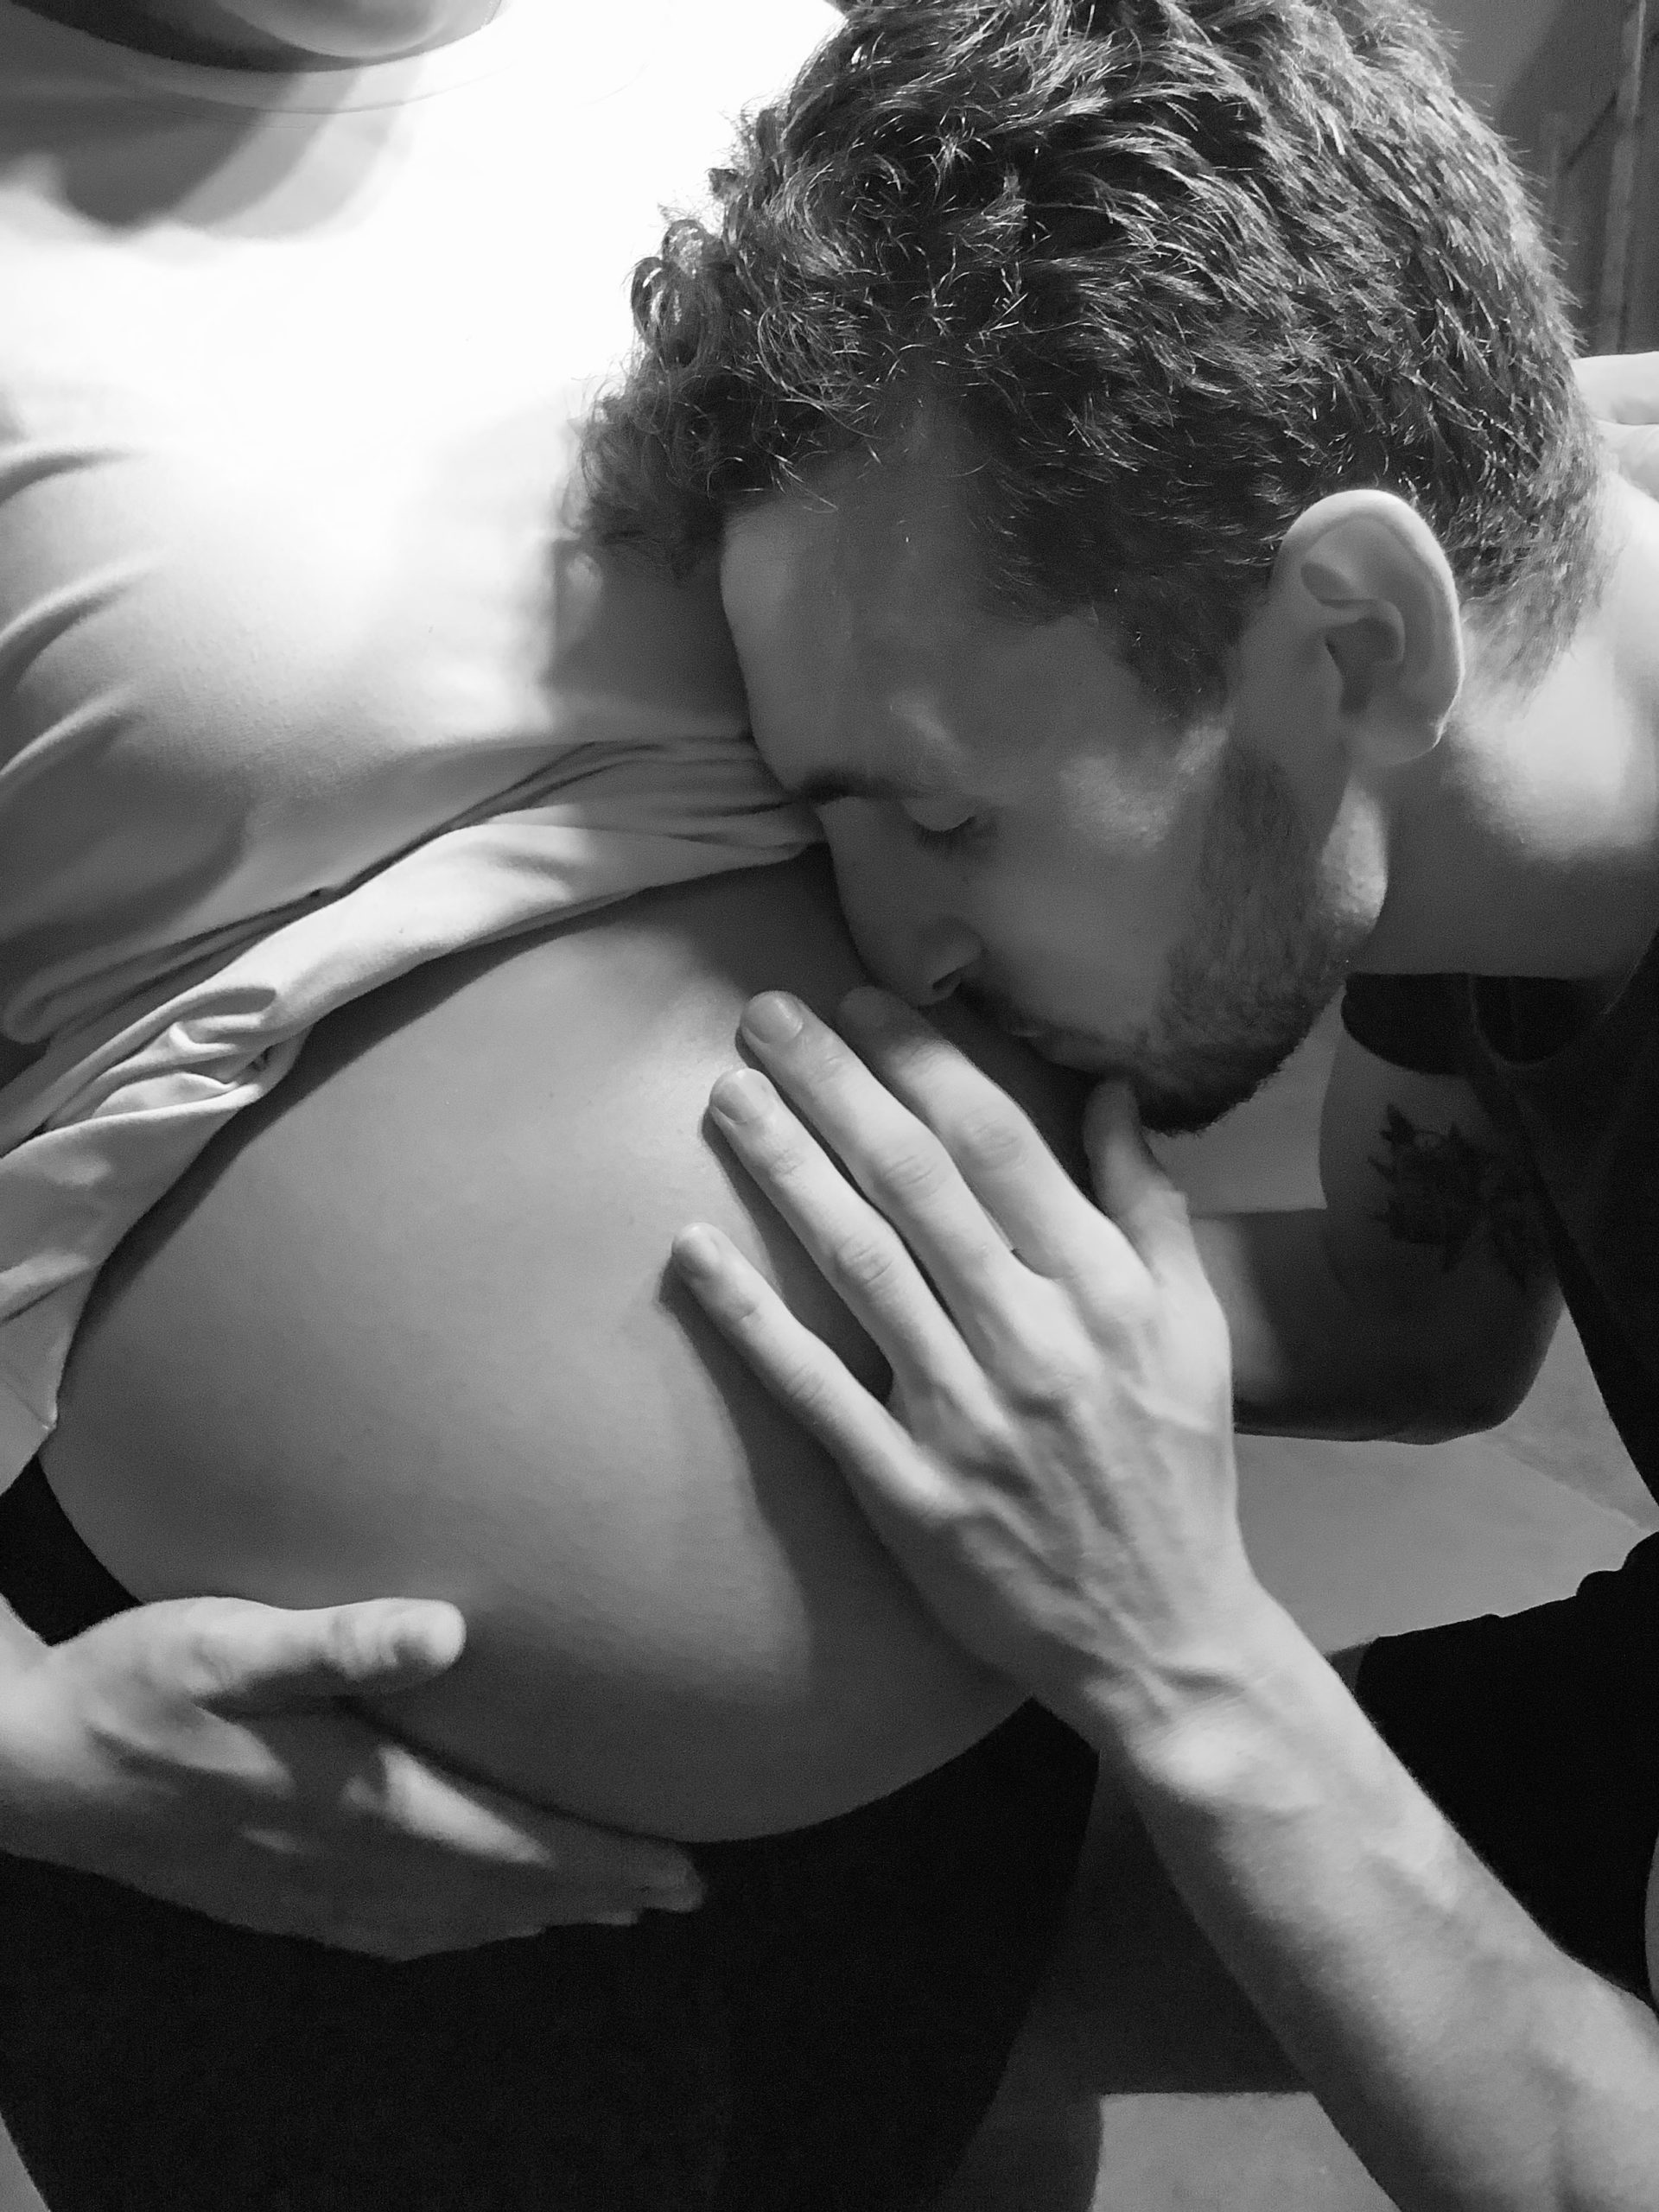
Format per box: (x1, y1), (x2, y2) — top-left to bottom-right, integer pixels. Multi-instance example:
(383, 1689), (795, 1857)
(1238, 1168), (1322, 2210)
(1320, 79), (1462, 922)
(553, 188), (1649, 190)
(705, 1067), (985, 1402)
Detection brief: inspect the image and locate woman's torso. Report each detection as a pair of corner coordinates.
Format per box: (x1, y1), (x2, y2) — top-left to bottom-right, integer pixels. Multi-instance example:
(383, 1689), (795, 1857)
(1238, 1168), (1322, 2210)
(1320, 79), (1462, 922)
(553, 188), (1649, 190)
(44, 855), (1092, 1840)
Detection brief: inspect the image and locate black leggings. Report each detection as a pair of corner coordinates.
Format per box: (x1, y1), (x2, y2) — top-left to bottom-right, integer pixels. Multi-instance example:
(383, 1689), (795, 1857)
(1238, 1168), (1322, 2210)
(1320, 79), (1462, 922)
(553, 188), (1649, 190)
(0, 1459), (1097, 2212)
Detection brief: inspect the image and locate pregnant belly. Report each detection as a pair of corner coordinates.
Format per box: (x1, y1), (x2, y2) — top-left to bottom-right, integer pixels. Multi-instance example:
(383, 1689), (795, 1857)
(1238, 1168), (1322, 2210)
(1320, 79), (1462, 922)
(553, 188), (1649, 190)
(42, 853), (1090, 1840)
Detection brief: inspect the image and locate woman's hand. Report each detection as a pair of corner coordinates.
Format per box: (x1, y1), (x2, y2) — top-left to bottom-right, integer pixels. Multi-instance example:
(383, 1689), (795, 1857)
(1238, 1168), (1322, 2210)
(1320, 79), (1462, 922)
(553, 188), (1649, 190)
(1578, 352), (1659, 499)
(0, 1593), (703, 1957)
(673, 987), (1270, 1753)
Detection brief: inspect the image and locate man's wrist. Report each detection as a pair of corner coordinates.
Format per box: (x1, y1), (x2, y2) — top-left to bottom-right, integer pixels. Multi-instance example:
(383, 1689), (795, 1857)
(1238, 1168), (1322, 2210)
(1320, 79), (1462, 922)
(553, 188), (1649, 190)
(1062, 1575), (1305, 1780)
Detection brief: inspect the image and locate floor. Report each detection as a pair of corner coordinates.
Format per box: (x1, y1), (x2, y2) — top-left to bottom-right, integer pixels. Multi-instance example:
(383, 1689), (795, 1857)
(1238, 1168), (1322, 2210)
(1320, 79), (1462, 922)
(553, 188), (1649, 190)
(3, 1016), (1651, 2212)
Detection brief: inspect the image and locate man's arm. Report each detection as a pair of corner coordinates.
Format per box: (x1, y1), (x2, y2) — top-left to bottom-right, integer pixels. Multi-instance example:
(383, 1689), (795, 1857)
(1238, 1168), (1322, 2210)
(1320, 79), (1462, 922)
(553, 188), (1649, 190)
(1120, 1599), (1659, 2212)
(677, 989), (1659, 2209)
(1194, 1025), (1561, 1440)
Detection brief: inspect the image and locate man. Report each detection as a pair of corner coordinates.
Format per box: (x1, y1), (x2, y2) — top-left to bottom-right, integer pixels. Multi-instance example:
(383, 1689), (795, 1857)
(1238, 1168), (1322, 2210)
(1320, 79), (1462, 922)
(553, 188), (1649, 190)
(576, 0), (1659, 2199)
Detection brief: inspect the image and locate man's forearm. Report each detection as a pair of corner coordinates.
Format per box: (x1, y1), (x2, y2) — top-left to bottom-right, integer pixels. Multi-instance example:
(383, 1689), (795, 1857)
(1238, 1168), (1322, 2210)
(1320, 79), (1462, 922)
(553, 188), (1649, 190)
(1101, 1595), (1659, 2211)
(1193, 1211), (1557, 1442)
(688, 992), (1654, 2199)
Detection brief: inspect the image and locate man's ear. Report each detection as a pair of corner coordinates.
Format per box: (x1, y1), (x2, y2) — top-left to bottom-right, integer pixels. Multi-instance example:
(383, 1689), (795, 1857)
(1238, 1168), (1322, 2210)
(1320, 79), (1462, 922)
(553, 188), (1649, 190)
(1248, 491), (1465, 772)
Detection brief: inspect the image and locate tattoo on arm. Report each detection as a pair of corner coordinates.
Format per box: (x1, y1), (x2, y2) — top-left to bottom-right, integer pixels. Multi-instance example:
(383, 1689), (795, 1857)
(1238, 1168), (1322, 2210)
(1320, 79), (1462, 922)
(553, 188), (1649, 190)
(1370, 1107), (1550, 1290)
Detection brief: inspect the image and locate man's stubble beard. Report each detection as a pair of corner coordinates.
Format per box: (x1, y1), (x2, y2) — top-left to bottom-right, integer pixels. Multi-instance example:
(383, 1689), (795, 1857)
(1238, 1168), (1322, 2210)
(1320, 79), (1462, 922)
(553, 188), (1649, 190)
(1123, 742), (1357, 1137)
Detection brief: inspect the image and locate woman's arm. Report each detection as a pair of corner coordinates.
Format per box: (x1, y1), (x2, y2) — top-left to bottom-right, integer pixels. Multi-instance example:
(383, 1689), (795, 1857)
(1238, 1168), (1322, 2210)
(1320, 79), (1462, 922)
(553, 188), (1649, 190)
(4, 1030), (703, 1955)
(0, 1580), (705, 1954)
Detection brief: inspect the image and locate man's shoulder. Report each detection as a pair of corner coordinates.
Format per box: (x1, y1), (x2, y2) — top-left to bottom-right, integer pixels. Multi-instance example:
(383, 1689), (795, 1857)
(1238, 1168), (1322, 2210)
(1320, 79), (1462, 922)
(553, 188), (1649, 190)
(1339, 971), (1469, 1080)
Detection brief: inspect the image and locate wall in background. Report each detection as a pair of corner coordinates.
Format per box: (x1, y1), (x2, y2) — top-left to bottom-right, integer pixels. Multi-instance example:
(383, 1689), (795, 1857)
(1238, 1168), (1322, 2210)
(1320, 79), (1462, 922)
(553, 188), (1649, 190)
(1502, 0), (1657, 350)
(1416, 2), (1656, 352)
(1428, 0), (1560, 111)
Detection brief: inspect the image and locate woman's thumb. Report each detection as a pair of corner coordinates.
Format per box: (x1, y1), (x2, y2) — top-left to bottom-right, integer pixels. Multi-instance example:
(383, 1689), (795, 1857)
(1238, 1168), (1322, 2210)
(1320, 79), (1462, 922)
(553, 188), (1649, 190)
(186, 1597), (467, 1715)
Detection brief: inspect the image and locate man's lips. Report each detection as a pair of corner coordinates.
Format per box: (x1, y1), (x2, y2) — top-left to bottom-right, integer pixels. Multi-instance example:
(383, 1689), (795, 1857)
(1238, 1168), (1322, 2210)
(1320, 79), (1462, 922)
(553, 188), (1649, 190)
(1037, 1034), (1117, 1075)
(955, 982), (1114, 1074)
(1001, 1014), (1114, 1075)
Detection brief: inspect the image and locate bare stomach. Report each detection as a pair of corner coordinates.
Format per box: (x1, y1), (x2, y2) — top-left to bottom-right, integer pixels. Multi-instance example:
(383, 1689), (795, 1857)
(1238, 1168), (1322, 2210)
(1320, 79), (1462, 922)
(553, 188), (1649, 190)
(42, 853), (1089, 1840)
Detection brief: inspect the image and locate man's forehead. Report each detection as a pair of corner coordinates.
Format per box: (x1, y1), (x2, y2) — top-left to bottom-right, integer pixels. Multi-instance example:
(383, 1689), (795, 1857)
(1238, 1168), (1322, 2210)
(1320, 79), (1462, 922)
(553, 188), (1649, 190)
(726, 452), (978, 634)
(721, 449), (1159, 800)
(721, 461), (988, 760)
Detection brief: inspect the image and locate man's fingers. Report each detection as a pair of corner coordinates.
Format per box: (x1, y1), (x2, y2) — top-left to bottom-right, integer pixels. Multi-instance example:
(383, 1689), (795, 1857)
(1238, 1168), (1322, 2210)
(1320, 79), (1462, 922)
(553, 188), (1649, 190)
(707, 1065), (988, 1395)
(181, 1596), (468, 1715)
(675, 1224), (976, 1592)
(1083, 1083), (1200, 1279)
(734, 991), (1062, 1338)
(675, 1223), (950, 1522)
(837, 988), (1103, 1278)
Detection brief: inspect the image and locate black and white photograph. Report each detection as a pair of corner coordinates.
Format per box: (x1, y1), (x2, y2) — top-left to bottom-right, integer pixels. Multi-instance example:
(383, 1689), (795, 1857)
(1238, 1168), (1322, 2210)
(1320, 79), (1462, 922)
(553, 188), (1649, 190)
(0, 2), (1656, 2205)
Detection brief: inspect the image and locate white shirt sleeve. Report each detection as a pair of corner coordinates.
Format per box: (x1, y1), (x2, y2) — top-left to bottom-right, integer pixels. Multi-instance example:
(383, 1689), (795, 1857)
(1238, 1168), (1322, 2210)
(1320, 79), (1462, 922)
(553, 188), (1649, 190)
(0, 423), (814, 1482)
(0, 0), (836, 1481)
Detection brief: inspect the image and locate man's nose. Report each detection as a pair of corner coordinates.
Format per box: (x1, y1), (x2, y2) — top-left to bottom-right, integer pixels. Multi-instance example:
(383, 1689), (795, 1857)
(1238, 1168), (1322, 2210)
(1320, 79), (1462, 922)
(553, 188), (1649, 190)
(893, 920), (983, 1007)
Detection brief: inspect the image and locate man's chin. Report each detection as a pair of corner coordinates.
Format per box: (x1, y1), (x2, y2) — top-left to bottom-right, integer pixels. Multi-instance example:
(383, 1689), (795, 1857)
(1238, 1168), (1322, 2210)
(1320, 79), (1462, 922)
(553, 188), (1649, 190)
(1033, 1033), (1116, 1077)
(981, 1001), (1290, 1134)
(1130, 1039), (1314, 1137)
(1020, 1028), (1281, 1137)
(1133, 1081), (1252, 1139)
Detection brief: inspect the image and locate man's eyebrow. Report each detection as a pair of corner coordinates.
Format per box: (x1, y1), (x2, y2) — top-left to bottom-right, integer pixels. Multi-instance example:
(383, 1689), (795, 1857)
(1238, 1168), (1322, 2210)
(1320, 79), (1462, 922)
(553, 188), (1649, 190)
(788, 769), (933, 806)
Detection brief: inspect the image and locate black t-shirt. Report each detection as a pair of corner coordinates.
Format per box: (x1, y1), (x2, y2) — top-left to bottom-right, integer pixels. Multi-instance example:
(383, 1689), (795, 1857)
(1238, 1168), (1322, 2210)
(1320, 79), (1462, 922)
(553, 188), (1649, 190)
(1343, 934), (1659, 1998)
(1343, 929), (1659, 1502)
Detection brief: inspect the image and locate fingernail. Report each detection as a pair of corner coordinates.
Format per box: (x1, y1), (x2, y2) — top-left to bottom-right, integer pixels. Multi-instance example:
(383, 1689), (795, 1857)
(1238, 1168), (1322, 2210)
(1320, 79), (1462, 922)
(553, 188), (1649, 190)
(648, 1884), (705, 1914)
(386, 1601), (465, 1666)
(741, 993), (803, 1047)
(711, 1070), (770, 1125)
(673, 1225), (721, 1276)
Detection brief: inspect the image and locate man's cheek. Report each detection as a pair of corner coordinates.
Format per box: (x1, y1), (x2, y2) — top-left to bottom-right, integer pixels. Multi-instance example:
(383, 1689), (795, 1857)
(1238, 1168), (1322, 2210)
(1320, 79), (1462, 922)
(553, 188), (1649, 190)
(823, 836), (915, 982)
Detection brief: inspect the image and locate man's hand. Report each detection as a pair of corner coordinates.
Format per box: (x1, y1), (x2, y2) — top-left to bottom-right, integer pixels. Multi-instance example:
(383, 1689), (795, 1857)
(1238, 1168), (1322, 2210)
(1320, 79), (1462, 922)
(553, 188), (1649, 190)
(0, 1592), (703, 1958)
(672, 987), (1268, 1751)
(1578, 351), (1659, 498)
(677, 992), (1659, 2209)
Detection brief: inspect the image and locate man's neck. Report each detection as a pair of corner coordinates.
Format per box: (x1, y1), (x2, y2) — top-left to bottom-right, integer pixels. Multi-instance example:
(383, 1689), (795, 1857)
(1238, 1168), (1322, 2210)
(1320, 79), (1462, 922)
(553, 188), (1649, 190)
(1363, 473), (1659, 988)
(9, 0), (493, 70)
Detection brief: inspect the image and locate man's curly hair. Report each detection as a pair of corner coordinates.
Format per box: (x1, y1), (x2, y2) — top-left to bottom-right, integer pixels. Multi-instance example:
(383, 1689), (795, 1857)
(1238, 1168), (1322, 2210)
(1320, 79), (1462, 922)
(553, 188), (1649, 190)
(583, 0), (1605, 718)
